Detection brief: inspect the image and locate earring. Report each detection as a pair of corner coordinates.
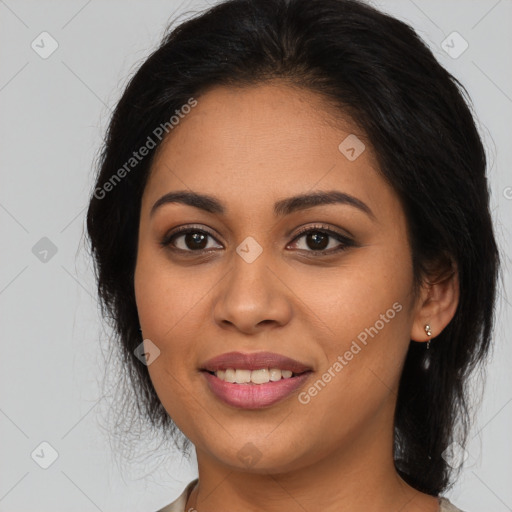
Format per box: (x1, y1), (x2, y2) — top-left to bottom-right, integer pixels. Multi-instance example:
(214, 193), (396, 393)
(424, 324), (432, 349)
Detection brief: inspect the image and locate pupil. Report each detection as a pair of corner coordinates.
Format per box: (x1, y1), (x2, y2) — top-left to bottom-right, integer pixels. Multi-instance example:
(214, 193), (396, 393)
(308, 232), (328, 250)
(186, 232), (207, 250)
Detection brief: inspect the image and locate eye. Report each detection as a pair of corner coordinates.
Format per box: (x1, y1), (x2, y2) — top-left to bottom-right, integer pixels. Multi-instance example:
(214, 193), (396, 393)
(160, 223), (354, 256)
(160, 225), (222, 253)
(287, 224), (354, 255)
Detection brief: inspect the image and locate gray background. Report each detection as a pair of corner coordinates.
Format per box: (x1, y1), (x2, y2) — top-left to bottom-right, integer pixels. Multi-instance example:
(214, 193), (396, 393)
(1, 0), (511, 510)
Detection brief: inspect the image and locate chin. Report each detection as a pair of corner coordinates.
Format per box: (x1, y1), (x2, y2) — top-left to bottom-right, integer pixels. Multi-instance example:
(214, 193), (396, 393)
(203, 435), (317, 475)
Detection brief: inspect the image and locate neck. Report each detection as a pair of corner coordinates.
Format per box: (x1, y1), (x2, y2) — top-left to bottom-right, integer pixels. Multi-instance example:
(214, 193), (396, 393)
(185, 404), (439, 512)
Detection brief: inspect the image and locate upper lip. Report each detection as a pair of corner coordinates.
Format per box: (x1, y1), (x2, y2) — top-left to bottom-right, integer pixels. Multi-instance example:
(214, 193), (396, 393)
(200, 351), (313, 373)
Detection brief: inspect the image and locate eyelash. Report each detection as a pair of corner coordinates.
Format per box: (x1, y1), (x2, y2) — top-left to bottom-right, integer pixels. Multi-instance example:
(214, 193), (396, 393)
(160, 223), (354, 257)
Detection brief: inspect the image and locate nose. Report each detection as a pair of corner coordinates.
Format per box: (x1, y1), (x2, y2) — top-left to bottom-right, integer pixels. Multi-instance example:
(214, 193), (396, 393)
(212, 247), (293, 335)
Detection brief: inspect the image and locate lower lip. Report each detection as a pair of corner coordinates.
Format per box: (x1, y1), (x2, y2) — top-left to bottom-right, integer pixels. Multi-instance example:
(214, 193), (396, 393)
(202, 371), (312, 409)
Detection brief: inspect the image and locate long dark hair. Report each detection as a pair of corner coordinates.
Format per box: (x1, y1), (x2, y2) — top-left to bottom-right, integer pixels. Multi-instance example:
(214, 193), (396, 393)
(85, 0), (500, 495)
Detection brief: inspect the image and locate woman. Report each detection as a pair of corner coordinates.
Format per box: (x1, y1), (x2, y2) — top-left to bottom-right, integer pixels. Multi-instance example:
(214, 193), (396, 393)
(86, 0), (500, 511)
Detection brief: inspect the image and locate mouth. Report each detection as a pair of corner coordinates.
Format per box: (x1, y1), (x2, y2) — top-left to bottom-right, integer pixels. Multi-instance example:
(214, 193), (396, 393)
(199, 351), (313, 409)
(200, 367), (312, 409)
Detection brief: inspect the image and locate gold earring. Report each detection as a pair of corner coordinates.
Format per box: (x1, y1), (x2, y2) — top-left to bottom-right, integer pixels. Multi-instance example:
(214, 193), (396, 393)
(424, 324), (432, 349)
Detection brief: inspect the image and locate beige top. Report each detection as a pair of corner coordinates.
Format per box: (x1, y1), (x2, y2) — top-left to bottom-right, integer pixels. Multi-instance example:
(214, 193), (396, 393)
(156, 479), (467, 512)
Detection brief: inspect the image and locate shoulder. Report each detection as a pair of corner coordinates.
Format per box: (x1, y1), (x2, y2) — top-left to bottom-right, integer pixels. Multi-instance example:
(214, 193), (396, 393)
(155, 479), (198, 512)
(439, 496), (468, 512)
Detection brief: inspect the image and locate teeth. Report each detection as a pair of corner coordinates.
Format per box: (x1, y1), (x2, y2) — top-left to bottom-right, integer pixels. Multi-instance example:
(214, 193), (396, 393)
(213, 367), (296, 384)
(224, 369), (236, 383)
(235, 369), (251, 384)
(269, 368), (282, 381)
(251, 368), (269, 384)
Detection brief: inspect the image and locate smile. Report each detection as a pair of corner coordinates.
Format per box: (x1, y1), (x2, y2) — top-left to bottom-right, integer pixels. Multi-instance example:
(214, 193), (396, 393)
(201, 369), (312, 409)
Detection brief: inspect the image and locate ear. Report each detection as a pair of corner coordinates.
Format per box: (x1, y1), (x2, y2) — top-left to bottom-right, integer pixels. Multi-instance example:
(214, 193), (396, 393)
(410, 258), (459, 343)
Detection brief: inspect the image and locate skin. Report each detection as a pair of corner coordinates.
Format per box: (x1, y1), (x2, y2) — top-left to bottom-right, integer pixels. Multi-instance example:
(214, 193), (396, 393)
(134, 82), (459, 512)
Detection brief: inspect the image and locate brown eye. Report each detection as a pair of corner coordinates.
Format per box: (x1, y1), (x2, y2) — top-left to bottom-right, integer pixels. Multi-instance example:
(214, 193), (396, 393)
(161, 227), (222, 253)
(303, 231), (330, 251)
(288, 225), (354, 255)
(178, 231), (209, 250)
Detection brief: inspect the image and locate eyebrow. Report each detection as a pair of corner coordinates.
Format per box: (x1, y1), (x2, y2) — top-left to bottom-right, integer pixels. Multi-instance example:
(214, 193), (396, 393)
(150, 189), (375, 220)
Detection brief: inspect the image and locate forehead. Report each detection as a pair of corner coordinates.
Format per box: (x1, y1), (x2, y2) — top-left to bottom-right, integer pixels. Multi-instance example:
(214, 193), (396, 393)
(152, 82), (365, 166)
(143, 83), (394, 220)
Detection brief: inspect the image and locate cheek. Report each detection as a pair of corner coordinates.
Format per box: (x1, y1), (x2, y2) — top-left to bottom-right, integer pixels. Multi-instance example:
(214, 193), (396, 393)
(134, 244), (203, 337)
(308, 243), (415, 393)
(134, 246), (215, 382)
(134, 251), (208, 435)
(315, 244), (413, 339)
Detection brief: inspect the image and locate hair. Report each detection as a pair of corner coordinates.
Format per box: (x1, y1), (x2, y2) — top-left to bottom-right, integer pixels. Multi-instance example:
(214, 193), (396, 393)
(85, 0), (500, 495)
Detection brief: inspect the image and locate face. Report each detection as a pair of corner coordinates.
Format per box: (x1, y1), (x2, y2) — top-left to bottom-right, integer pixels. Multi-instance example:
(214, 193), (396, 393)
(134, 83), (421, 474)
